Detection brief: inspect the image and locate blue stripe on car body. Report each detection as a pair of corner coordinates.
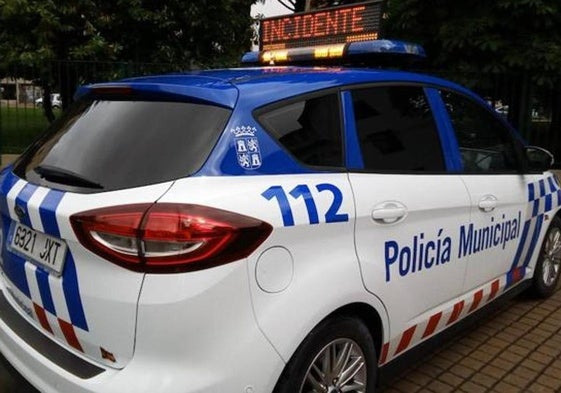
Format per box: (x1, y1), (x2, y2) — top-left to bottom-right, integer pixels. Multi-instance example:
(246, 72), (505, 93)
(15, 183), (38, 228)
(36, 188), (88, 330)
(61, 252), (88, 330)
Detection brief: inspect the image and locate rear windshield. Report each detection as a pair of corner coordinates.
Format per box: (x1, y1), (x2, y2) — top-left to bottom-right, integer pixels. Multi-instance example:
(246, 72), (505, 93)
(14, 100), (231, 193)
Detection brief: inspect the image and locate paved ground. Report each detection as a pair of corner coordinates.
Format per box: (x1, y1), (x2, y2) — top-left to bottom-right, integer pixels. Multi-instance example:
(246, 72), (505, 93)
(379, 286), (561, 393)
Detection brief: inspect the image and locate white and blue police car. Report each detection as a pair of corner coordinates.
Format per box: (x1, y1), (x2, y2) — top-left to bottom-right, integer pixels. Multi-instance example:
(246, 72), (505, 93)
(0, 3), (560, 393)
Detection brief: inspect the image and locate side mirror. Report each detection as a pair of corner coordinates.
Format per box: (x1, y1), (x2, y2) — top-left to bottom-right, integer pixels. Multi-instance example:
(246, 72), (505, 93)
(526, 146), (554, 172)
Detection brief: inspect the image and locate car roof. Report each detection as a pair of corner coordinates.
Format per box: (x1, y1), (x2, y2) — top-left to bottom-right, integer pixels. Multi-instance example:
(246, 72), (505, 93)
(80, 67), (483, 109)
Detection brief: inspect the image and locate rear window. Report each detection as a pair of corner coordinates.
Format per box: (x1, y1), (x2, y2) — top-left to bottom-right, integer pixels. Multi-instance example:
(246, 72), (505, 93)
(14, 100), (231, 192)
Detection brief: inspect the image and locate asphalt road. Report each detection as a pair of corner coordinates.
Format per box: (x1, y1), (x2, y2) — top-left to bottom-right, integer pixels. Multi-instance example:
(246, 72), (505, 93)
(0, 357), (37, 392)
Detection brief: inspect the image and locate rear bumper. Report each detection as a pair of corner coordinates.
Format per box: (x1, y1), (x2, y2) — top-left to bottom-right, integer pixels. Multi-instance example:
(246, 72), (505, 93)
(0, 293), (108, 393)
(0, 261), (285, 393)
(0, 289), (103, 379)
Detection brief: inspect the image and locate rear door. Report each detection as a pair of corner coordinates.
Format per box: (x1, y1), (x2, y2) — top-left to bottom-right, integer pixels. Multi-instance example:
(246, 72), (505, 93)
(0, 97), (231, 367)
(344, 85), (471, 364)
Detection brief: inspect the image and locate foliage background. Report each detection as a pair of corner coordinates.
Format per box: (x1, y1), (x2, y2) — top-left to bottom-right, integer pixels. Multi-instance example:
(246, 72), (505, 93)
(0, 0), (258, 117)
(383, 0), (561, 143)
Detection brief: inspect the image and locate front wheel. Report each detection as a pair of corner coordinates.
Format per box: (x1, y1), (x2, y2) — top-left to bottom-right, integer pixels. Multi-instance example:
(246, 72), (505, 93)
(274, 317), (377, 393)
(531, 216), (561, 298)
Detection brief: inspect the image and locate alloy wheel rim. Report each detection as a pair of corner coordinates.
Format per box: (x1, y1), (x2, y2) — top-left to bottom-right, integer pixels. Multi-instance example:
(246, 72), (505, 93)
(300, 338), (367, 393)
(542, 227), (561, 287)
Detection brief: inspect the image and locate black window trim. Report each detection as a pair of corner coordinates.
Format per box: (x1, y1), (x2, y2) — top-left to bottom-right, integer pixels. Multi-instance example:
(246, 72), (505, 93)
(253, 80), (533, 176)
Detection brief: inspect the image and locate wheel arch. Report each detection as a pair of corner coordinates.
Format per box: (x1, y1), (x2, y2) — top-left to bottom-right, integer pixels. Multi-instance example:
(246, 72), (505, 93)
(323, 302), (384, 361)
(272, 302), (383, 393)
(530, 210), (561, 297)
(526, 206), (561, 273)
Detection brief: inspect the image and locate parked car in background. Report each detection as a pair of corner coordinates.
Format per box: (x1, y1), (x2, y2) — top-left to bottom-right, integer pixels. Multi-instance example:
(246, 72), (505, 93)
(35, 93), (61, 109)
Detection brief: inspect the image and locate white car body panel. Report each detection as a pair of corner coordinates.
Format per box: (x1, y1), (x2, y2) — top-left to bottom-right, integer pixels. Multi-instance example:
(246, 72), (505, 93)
(158, 174), (390, 363)
(350, 173), (471, 363)
(460, 174), (536, 292)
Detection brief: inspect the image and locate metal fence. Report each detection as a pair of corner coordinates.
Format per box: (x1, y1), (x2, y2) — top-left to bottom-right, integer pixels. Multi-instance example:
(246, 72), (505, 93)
(0, 60), (183, 154)
(2, 61), (561, 165)
(427, 70), (561, 154)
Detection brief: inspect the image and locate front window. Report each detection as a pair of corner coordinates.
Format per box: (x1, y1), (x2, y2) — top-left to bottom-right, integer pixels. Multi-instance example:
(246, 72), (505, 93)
(441, 91), (522, 173)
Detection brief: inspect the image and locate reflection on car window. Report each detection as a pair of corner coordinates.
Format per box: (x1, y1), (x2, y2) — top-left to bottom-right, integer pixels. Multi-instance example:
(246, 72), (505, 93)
(15, 100), (231, 192)
(258, 94), (343, 167)
(351, 86), (445, 172)
(441, 91), (521, 173)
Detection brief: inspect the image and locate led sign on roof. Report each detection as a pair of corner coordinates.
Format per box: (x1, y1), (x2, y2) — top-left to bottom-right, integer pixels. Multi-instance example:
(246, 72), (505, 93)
(259, 1), (383, 51)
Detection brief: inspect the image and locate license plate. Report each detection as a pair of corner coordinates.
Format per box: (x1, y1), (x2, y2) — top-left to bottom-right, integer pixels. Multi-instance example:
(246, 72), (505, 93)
(8, 222), (67, 275)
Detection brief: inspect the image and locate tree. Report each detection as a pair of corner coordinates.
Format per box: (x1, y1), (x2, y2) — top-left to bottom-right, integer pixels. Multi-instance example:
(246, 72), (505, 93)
(276, 0), (364, 12)
(384, 0), (561, 142)
(385, 0), (561, 74)
(276, 0), (561, 155)
(0, 0), (258, 121)
(275, 0), (305, 12)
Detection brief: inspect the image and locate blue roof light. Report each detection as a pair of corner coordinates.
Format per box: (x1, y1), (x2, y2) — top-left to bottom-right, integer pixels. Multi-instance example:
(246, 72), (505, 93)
(241, 52), (260, 64)
(346, 40), (426, 58)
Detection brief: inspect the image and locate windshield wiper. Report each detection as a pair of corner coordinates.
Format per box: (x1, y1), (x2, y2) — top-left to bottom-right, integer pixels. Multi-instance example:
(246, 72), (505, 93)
(34, 165), (104, 190)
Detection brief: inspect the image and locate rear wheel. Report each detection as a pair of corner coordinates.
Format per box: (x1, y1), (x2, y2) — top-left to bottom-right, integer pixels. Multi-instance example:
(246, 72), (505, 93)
(274, 317), (376, 393)
(532, 216), (561, 298)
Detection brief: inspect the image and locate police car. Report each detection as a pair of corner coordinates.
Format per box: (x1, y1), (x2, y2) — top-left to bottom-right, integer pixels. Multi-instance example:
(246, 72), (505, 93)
(0, 3), (560, 393)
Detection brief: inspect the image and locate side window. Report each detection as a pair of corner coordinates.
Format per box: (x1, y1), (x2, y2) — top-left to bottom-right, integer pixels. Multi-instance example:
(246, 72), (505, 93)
(441, 91), (522, 173)
(258, 94), (343, 167)
(351, 86), (445, 172)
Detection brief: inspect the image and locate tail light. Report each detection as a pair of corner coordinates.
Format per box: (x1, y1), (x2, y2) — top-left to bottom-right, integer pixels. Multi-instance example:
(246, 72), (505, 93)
(71, 203), (272, 273)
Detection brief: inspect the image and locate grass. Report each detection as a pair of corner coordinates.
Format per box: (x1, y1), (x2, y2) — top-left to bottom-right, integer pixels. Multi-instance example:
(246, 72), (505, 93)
(0, 106), (57, 154)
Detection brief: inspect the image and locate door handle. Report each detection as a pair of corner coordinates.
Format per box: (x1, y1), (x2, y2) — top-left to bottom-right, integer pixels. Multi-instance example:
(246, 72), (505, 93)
(372, 202), (407, 224)
(478, 195), (498, 212)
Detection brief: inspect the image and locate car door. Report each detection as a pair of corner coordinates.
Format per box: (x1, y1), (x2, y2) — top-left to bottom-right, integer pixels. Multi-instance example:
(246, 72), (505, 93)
(438, 90), (535, 292)
(344, 85), (471, 364)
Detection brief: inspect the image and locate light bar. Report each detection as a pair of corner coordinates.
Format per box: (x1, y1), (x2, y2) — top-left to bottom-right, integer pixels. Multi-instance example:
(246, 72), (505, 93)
(347, 40), (426, 57)
(241, 39), (426, 66)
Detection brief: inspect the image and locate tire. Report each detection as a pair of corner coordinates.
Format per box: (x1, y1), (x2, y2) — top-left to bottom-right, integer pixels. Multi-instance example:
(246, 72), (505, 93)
(531, 216), (561, 298)
(274, 316), (377, 393)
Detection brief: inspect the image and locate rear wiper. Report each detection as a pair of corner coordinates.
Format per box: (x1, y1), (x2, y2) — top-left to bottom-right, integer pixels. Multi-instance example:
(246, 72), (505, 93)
(34, 165), (104, 190)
